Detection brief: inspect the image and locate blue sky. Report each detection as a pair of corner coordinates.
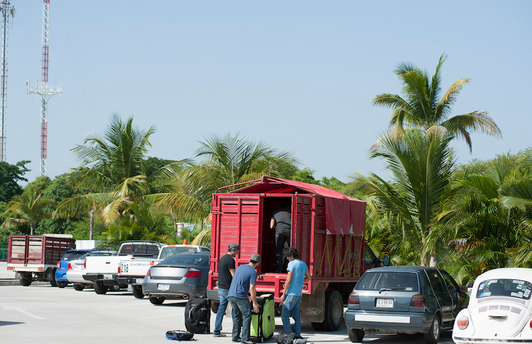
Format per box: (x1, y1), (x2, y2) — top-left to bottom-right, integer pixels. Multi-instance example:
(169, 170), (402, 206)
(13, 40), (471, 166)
(4, 1), (532, 183)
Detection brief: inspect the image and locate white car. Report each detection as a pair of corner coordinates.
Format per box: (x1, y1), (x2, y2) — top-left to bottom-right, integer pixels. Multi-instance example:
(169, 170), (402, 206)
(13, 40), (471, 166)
(453, 268), (532, 343)
(66, 249), (116, 291)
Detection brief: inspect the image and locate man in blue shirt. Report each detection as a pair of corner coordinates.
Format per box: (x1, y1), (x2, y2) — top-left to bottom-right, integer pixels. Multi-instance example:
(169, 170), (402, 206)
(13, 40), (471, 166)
(280, 247), (310, 335)
(228, 254), (261, 344)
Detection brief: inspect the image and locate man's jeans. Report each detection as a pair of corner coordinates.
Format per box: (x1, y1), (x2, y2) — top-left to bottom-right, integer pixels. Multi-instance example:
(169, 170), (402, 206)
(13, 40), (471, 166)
(228, 296), (252, 341)
(281, 294), (302, 335)
(275, 229), (290, 273)
(213, 288), (232, 335)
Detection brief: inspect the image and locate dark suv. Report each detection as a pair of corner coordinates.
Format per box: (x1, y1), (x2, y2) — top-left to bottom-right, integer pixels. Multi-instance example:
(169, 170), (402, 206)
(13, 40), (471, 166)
(344, 266), (469, 344)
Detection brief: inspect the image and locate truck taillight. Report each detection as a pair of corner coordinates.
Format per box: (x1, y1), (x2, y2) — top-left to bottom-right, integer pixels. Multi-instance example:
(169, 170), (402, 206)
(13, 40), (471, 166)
(84, 258), (87, 269)
(150, 261), (155, 266)
(184, 267), (201, 278)
(146, 269), (151, 277)
(348, 292), (359, 305)
(57, 261), (61, 269)
(410, 294), (426, 307)
(68, 263), (72, 270)
(118, 266), (121, 273)
(457, 316), (469, 330)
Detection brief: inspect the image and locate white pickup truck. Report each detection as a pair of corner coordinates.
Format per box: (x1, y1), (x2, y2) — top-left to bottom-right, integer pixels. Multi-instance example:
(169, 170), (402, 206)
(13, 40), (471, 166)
(83, 241), (164, 295)
(117, 244), (211, 298)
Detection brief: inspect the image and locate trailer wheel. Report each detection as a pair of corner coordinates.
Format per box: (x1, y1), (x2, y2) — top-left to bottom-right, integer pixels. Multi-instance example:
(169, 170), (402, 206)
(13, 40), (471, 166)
(322, 290), (344, 331)
(348, 328), (364, 342)
(132, 285), (145, 299)
(149, 296), (165, 305)
(73, 284), (84, 291)
(19, 273), (32, 286)
(94, 281), (108, 294)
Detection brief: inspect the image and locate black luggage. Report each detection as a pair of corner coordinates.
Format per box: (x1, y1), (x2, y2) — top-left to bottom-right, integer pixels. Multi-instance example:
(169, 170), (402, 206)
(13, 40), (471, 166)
(185, 297), (211, 334)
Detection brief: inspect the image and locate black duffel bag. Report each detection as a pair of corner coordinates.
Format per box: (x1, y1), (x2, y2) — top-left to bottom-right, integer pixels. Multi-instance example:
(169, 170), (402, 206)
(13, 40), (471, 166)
(185, 297), (211, 334)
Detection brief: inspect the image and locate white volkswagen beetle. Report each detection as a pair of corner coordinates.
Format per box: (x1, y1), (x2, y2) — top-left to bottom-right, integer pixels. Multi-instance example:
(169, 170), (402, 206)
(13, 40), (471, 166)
(453, 268), (532, 343)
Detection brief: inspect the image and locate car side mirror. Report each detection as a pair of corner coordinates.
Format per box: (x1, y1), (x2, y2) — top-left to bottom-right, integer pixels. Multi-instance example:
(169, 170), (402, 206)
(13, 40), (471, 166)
(382, 255), (391, 267)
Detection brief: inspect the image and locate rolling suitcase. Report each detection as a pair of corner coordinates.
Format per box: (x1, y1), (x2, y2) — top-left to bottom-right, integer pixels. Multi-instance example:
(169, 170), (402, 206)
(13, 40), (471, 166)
(185, 297), (211, 334)
(250, 294), (275, 342)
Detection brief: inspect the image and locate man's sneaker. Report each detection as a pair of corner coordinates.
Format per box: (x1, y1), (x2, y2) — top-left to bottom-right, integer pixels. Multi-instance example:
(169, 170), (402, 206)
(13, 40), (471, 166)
(232, 338), (241, 342)
(242, 341), (254, 344)
(214, 333), (226, 337)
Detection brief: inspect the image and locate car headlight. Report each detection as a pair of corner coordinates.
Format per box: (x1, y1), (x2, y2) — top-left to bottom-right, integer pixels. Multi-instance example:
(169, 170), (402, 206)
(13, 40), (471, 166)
(456, 316), (469, 330)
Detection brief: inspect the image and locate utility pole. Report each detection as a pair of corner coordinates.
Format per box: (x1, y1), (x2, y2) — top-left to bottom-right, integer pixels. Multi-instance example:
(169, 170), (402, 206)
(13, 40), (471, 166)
(0, 1), (14, 162)
(27, 0), (61, 176)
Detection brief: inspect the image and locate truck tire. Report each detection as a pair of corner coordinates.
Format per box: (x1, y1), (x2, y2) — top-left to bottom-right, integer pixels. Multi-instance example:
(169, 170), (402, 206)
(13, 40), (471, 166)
(73, 284), (84, 291)
(348, 328), (364, 342)
(19, 273), (32, 286)
(322, 290), (344, 331)
(132, 285), (145, 299)
(48, 269), (57, 287)
(94, 281), (108, 295)
(311, 322), (325, 331)
(149, 296), (165, 305)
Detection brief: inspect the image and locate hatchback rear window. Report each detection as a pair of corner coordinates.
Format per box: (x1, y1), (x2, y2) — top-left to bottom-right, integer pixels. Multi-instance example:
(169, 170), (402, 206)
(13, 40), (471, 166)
(355, 272), (419, 292)
(159, 253), (210, 267)
(477, 279), (532, 300)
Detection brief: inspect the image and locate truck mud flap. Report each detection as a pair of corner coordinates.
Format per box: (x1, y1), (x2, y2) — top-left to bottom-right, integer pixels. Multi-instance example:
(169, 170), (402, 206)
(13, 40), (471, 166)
(300, 290), (325, 323)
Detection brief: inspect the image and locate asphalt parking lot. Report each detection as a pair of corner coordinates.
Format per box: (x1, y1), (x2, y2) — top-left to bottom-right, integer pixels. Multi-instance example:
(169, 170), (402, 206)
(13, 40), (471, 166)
(0, 283), (454, 344)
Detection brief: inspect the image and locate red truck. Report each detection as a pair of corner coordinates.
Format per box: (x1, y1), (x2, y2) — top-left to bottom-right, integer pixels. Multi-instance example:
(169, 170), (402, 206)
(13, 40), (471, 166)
(7, 234), (76, 286)
(207, 177), (378, 331)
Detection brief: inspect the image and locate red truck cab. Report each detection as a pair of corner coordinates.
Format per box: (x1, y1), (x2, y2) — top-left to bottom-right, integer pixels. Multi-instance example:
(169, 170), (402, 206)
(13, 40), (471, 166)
(208, 177), (376, 331)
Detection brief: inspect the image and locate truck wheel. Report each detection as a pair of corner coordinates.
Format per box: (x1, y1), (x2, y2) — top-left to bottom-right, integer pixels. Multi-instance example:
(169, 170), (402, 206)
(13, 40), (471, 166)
(94, 281), (108, 295)
(132, 285), (145, 299)
(149, 296), (165, 305)
(49, 269), (57, 287)
(19, 273), (32, 286)
(57, 281), (69, 288)
(322, 290), (344, 331)
(211, 302), (219, 314)
(348, 328), (364, 342)
(73, 284), (84, 291)
(424, 315), (441, 344)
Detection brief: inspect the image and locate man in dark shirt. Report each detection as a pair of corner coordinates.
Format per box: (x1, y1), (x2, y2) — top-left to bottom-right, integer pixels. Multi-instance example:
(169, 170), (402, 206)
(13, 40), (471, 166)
(228, 254), (261, 344)
(271, 200), (291, 272)
(213, 243), (240, 337)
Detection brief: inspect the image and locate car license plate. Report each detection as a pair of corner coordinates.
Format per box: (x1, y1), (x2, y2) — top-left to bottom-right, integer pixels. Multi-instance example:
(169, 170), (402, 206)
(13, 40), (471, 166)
(103, 274), (113, 280)
(376, 298), (394, 308)
(158, 284), (170, 291)
(136, 278), (144, 284)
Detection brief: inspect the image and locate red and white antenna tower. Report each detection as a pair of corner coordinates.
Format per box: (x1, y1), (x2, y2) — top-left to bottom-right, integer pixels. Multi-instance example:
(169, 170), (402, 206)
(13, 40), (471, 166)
(0, 1), (15, 162)
(27, 0), (62, 176)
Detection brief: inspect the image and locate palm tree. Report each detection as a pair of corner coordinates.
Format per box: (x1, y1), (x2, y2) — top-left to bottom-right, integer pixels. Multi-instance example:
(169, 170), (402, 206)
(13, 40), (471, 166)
(55, 115), (167, 241)
(2, 186), (54, 235)
(373, 54), (502, 151)
(351, 130), (456, 266)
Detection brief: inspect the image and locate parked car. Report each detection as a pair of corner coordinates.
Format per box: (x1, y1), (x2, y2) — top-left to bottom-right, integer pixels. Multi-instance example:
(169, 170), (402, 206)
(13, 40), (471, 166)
(55, 249), (91, 288)
(344, 266), (469, 344)
(66, 249), (117, 291)
(142, 251), (210, 305)
(453, 268), (532, 344)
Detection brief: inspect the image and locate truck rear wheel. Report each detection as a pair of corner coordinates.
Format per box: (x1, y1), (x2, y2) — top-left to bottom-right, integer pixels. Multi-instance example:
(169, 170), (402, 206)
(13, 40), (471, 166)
(132, 285), (145, 299)
(48, 269), (57, 287)
(73, 284), (84, 291)
(19, 273), (32, 286)
(322, 290), (344, 331)
(94, 281), (108, 294)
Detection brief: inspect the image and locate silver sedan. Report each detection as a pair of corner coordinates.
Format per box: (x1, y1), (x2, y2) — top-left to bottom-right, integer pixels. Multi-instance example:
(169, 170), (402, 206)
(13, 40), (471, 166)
(142, 252), (209, 305)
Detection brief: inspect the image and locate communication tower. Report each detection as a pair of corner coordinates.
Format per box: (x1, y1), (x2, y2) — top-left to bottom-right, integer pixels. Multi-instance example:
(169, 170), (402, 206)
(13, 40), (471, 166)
(0, 1), (14, 162)
(27, 0), (61, 176)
